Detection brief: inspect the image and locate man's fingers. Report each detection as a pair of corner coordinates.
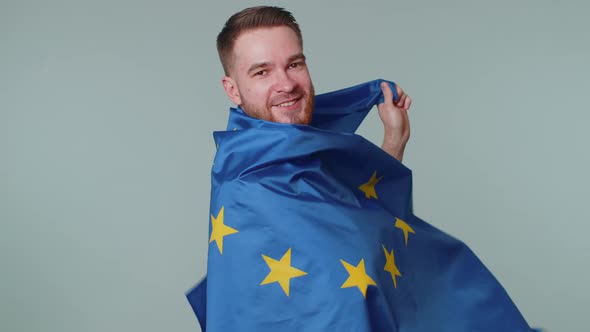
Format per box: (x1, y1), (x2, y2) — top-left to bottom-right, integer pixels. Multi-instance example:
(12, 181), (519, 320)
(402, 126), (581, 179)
(396, 95), (411, 109)
(394, 88), (412, 111)
(382, 82), (412, 111)
(404, 96), (412, 110)
(395, 95), (406, 107)
(380, 82), (394, 105)
(395, 85), (404, 99)
(395, 85), (407, 105)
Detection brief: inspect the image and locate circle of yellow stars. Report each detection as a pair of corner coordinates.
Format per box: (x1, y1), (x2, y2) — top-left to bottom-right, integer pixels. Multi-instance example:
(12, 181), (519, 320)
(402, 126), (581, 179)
(208, 170), (416, 298)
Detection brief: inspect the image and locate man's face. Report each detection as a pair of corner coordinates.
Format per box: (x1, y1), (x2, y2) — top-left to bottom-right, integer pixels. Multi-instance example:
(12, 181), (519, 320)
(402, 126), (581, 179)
(222, 26), (315, 125)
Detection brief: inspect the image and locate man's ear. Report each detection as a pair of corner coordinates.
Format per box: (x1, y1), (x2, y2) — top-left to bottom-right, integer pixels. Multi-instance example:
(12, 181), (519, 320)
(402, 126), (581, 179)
(222, 76), (242, 105)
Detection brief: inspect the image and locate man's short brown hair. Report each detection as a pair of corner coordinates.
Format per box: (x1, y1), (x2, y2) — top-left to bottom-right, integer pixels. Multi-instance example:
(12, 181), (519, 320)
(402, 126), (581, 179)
(217, 6), (303, 76)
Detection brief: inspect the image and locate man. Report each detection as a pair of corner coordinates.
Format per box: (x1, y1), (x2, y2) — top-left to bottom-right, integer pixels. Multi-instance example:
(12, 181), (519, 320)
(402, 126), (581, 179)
(186, 6), (537, 332)
(217, 6), (412, 161)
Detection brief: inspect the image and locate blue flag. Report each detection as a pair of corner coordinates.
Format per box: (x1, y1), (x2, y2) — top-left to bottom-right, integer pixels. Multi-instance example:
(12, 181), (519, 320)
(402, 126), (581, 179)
(187, 79), (537, 332)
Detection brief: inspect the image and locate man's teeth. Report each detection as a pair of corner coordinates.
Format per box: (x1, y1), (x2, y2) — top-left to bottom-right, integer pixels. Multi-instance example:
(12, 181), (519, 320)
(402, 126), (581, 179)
(277, 100), (296, 107)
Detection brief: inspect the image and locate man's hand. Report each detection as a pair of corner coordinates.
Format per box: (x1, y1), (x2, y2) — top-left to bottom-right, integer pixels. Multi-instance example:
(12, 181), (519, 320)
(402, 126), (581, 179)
(377, 82), (412, 162)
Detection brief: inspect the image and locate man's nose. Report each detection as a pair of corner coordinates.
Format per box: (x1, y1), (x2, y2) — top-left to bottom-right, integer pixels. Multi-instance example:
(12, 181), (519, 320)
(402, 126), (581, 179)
(274, 71), (297, 92)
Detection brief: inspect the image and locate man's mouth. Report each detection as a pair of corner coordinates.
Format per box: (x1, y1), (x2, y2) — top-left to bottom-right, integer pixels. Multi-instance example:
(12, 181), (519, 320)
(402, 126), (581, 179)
(274, 97), (302, 110)
(277, 100), (297, 107)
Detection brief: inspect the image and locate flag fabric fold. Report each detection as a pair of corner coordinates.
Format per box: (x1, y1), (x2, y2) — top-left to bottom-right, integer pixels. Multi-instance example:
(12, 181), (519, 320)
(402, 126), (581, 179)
(186, 79), (536, 332)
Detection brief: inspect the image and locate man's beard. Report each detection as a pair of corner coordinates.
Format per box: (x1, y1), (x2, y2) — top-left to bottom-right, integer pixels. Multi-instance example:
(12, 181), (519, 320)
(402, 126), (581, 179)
(241, 85), (315, 125)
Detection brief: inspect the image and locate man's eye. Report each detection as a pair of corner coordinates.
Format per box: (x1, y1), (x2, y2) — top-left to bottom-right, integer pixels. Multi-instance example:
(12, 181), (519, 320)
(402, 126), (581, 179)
(290, 62), (301, 68)
(254, 70), (267, 76)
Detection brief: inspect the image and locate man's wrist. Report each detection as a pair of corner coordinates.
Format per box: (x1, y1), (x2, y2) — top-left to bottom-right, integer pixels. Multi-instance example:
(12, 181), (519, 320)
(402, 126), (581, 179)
(381, 140), (405, 162)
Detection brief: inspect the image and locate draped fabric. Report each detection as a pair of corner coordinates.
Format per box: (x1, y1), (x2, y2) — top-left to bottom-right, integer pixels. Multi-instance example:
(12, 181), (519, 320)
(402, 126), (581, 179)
(186, 79), (536, 332)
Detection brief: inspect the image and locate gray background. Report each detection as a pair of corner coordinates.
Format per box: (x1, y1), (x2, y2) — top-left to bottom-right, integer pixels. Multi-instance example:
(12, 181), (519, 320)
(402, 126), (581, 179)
(2, 0), (588, 331)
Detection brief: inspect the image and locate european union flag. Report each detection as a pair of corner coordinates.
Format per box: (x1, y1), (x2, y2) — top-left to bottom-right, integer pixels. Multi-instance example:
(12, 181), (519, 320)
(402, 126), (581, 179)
(187, 79), (537, 332)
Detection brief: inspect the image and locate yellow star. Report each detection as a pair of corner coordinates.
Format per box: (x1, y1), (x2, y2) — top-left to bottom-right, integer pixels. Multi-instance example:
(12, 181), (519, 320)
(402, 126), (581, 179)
(340, 258), (377, 298)
(382, 244), (402, 288)
(395, 217), (415, 246)
(358, 171), (383, 199)
(260, 248), (307, 296)
(209, 206), (238, 254)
